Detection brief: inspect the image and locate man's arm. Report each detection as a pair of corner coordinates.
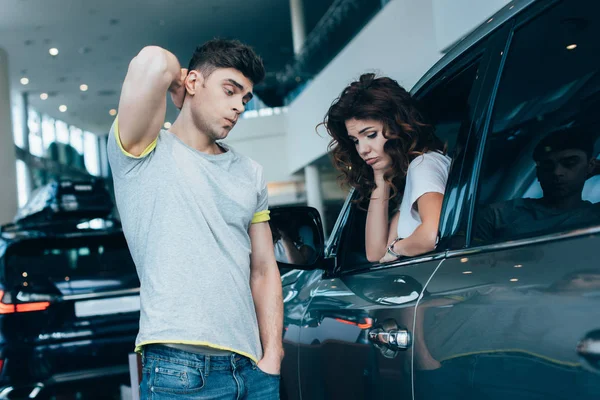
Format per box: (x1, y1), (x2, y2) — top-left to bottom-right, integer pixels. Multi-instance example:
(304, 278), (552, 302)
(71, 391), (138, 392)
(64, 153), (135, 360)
(118, 46), (185, 157)
(249, 221), (284, 374)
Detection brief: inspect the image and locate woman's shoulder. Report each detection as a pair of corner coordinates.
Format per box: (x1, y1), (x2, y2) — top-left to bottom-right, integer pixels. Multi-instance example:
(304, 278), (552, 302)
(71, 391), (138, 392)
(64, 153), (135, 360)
(408, 151), (451, 171)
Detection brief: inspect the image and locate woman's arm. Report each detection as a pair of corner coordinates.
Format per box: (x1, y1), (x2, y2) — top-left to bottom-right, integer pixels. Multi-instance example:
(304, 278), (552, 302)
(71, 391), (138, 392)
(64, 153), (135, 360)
(393, 192), (443, 257)
(365, 178), (392, 262)
(380, 192), (443, 262)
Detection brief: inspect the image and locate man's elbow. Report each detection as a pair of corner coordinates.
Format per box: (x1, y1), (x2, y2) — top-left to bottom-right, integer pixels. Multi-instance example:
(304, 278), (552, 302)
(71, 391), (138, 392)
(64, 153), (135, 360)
(129, 46), (173, 85)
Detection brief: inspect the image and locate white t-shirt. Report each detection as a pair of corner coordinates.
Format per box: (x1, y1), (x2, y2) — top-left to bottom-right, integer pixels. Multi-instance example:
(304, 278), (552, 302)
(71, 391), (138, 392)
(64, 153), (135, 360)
(397, 151), (451, 238)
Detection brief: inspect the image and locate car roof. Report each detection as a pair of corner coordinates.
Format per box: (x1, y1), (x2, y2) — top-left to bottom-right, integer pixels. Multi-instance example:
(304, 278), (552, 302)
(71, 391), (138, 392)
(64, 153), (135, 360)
(412, 0), (537, 95)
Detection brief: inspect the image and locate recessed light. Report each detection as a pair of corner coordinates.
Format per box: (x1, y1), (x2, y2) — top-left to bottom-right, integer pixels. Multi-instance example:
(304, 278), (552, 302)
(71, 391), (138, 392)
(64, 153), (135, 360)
(20, 77), (29, 85)
(40, 93), (48, 100)
(460, 257), (469, 263)
(514, 264), (523, 268)
(59, 105), (67, 112)
(109, 109), (117, 116)
(566, 44), (577, 50)
(510, 278), (519, 282)
(80, 84), (88, 92)
(49, 48), (59, 56)
(164, 122), (172, 129)
(462, 271), (473, 275)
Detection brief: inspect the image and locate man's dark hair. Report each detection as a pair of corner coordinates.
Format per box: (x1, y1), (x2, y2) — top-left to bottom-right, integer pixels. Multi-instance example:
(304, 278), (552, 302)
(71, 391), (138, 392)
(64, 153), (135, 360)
(187, 39), (265, 85)
(533, 126), (595, 162)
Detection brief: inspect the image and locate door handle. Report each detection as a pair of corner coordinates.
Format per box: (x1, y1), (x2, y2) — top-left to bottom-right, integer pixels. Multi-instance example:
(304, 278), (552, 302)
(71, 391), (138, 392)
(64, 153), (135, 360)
(368, 318), (412, 356)
(368, 328), (411, 350)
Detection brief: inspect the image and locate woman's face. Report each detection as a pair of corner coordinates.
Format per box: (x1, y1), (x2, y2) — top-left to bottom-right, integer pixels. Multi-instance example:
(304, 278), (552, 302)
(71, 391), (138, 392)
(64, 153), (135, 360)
(345, 118), (392, 172)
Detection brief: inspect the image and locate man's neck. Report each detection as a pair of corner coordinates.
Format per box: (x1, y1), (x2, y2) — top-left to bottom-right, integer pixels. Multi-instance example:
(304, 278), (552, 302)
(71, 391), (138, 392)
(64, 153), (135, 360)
(169, 113), (225, 155)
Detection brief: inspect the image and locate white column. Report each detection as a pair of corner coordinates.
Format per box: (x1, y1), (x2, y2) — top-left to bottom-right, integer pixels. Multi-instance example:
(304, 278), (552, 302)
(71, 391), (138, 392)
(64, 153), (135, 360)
(305, 165), (325, 228)
(290, 0), (307, 55)
(0, 48), (19, 224)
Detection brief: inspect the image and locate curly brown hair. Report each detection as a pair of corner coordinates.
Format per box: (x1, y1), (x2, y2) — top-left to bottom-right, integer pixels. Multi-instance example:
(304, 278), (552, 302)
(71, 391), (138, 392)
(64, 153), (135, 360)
(321, 73), (445, 208)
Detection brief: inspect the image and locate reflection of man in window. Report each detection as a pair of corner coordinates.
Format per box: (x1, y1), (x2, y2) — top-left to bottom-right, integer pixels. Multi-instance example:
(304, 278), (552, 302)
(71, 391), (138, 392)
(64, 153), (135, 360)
(475, 127), (600, 243)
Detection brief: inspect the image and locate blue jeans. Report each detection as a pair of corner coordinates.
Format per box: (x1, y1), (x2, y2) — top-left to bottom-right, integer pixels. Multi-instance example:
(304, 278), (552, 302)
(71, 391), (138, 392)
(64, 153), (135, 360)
(140, 345), (280, 400)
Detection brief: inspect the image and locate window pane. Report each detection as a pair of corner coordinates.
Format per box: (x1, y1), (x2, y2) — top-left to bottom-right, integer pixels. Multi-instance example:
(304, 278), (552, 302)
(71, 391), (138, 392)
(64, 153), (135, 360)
(12, 102), (24, 148)
(338, 59), (481, 270)
(15, 159), (29, 208)
(42, 115), (56, 156)
(27, 108), (43, 157)
(55, 120), (69, 144)
(473, 0), (600, 245)
(84, 132), (100, 176)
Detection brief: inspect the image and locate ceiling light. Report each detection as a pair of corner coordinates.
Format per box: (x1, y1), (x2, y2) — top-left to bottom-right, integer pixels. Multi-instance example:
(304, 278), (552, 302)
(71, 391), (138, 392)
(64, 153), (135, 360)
(80, 84), (88, 92)
(164, 122), (172, 129)
(49, 48), (59, 56)
(109, 109), (117, 116)
(59, 105), (67, 112)
(462, 271), (473, 275)
(514, 264), (523, 268)
(460, 258), (469, 263)
(40, 93), (48, 100)
(566, 44), (577, 50)
(510, 278), (519, 282)
(20, 77), (29, 85)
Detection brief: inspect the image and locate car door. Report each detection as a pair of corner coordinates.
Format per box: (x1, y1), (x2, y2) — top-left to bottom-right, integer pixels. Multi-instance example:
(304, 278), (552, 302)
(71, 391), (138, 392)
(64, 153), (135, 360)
(293, 31), (502, 399)
(414, 1), (600, 399)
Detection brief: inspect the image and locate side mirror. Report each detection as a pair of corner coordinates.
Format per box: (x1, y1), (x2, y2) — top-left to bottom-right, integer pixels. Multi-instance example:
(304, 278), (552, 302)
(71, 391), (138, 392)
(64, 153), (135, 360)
(269, 206), (326, 270)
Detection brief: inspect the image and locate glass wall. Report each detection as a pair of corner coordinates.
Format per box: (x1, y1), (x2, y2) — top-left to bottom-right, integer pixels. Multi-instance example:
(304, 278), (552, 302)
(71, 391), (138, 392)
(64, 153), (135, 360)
(13, 106), (102, 207)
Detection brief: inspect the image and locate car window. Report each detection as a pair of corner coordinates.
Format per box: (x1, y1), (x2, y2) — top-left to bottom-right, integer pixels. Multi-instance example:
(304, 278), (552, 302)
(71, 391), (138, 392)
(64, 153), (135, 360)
(337, 59), (482, 271)
(472, 0), (600, 246)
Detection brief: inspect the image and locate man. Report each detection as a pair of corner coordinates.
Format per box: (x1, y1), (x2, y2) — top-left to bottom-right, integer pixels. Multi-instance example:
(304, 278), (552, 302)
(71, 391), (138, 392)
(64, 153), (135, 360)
(107, 40), (283, 399)
(475, 126), (600, 243)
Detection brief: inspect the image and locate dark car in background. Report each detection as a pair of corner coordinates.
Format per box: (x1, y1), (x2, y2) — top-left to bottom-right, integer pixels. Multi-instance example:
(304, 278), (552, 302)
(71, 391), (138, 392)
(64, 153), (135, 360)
(13, 179), (113, 227)
(0, 180), (139, 399)
(272, 0), (600, 399)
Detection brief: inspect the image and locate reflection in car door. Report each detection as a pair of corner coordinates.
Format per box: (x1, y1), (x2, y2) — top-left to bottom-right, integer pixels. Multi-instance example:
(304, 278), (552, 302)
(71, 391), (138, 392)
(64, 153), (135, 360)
(414, 1), (600, 398)
(297, 257), (443, 400)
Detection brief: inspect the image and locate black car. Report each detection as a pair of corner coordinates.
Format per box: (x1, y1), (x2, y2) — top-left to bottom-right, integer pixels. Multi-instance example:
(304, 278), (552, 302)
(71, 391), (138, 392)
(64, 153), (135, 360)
(13, 179), (114, 227)
(0, 219), (139, 398)
(272, 0), (600, 399)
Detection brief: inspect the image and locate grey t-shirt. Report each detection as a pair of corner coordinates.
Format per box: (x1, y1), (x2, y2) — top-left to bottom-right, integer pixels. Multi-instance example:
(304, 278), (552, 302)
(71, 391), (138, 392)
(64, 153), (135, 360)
(107, 118), (270, 362)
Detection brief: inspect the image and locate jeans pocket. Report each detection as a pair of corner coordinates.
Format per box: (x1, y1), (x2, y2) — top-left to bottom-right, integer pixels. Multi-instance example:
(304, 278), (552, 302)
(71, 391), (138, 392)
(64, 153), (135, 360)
(255, 365), (281, 379)
(150, 358), (205, 395)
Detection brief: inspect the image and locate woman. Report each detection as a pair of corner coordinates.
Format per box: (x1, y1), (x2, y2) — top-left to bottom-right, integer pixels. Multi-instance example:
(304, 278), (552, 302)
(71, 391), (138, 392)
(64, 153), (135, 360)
(323, 73), (451, 263)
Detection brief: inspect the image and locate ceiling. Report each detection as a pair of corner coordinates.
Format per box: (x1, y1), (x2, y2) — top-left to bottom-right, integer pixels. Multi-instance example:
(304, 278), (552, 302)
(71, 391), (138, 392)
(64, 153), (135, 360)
(0, 0), (331, 135)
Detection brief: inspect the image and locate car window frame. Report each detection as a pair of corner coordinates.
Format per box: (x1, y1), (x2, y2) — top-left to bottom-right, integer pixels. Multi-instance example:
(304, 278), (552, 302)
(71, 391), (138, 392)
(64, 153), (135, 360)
(329, 32), (507, 277)
(462, 0), (600, 253)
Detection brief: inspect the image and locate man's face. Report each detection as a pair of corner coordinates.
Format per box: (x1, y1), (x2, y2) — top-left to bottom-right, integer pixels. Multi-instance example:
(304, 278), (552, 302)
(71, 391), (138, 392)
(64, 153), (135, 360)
(186, 68), (254, 140)
(536, 148), (592, 200)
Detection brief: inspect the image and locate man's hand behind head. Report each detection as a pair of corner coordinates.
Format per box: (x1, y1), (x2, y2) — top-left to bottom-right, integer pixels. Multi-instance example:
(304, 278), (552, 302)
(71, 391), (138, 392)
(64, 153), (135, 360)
(169, 68), (188, 110)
